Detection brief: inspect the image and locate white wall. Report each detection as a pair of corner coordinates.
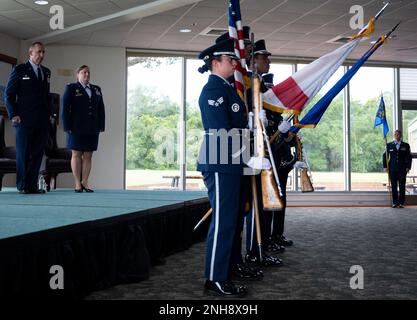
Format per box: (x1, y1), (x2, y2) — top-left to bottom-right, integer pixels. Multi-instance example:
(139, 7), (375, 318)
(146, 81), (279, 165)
(41, 44), (127, 189)
(1, 32), (20, 146)
(0, 32), (20, 58)
(1, 32), (20, 187)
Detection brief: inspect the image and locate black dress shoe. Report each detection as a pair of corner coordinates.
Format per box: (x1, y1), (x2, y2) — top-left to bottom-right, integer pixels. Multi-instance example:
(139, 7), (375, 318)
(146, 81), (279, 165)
(265, 239), (285, 253)
(231, 263), (263, 281)
(275, 235), (293, 246)
(81, 184), (94, 193)
(18, 189), (29, 194)
(245, 252), (283, 267)
(392, 204), (398, 208)
(398, 204), (404, 208)
(28, 188), (45, 194)
(204, 280), (247, 297)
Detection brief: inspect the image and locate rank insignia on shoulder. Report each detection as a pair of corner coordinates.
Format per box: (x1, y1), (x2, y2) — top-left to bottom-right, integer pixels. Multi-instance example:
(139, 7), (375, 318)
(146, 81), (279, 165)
(208, 97), (223, 107)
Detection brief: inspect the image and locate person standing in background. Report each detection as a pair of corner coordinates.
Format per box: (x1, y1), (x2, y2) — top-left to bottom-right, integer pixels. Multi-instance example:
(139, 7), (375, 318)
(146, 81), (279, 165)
(4, 42), (51, 194)
(62, 65), (105, 193)
(383, 130), (412, 208)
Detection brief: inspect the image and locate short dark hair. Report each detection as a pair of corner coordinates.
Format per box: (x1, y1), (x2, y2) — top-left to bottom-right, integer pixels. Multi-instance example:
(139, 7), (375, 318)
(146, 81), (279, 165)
(30, 41), (44, 49)
(77, 65), (89, 73)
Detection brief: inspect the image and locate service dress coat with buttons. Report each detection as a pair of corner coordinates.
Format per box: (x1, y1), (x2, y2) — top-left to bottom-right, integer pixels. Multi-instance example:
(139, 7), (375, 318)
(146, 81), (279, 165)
(62, 81), (105, 151)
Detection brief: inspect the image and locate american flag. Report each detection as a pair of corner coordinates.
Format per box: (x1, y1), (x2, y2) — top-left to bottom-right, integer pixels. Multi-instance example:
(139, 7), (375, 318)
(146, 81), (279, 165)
(228, 0), (247, 99)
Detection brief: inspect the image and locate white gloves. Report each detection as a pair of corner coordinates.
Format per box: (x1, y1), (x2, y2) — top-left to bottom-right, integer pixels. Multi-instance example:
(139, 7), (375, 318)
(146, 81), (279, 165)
(259, 109), (268, 127)
(247, 157), (271, 170)
(293, 161), (307, 169)
(278, 120), (291, 133)
(296, 131), (302, 139)
(248, 112), (254, 131)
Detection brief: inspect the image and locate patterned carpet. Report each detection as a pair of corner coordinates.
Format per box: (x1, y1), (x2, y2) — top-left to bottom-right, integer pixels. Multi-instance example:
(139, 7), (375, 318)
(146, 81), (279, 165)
(87, 207), (417, 300)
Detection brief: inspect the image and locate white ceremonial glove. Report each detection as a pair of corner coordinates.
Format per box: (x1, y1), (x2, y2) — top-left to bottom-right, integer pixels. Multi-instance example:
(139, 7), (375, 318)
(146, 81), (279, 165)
(293, 161), (307, 169)
(296, 131), (302, 139)
(278, 120), (291, 133)
(247, 157), (271, 170)
(248, 112), (254, 131)
(259, 109), (268, 127)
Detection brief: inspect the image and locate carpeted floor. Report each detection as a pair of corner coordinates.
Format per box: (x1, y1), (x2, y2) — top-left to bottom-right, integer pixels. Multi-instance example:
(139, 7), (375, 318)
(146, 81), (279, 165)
(87, 206), (417, 300)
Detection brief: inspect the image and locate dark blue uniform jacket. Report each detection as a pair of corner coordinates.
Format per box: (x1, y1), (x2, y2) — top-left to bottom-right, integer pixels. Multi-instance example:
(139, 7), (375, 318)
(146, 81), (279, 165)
(197, 75), (248, 175)
(383, 141), (412, 173)
(62, 82), (105, 135)
(4, 62), (51, 128)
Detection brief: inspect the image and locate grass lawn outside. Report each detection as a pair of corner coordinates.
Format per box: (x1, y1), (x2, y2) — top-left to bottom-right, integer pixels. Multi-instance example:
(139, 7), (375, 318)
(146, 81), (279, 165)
(126, 169), (394, 191)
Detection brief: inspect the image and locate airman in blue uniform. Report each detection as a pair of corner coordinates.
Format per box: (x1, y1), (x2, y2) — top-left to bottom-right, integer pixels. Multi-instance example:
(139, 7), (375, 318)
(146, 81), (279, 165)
(262, 72), (299, 248)
(197, 38), (250, 297)
(4, 42), (51, 194)
(383, 130), (412, 208)
(62, 65), (105, 192)
(213, 28), (265, 282)
(244, 40), (288, 267)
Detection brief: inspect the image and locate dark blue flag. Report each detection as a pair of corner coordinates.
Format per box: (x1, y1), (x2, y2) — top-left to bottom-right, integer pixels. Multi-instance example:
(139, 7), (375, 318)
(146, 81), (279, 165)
(374, 95), (389, 138)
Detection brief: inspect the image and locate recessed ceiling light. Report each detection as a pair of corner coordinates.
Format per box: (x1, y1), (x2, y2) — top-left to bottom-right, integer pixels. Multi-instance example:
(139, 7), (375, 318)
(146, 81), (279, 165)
(34, 0), (49, 5)
(179, 28), (192, 33)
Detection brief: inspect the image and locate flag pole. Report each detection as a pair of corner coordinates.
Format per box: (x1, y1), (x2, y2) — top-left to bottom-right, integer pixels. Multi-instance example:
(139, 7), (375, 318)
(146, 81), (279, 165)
(384, 136), (392, 206)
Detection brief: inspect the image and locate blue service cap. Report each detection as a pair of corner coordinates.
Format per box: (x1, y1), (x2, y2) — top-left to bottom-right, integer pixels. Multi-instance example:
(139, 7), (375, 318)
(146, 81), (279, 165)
(253, 39), (271, 56)
(198, 38), (239, 61)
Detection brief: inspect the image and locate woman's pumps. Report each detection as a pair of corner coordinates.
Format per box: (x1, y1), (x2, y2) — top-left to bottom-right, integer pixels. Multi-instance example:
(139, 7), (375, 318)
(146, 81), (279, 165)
(74, 188), (83, 193)
(81, 184), (94, 193)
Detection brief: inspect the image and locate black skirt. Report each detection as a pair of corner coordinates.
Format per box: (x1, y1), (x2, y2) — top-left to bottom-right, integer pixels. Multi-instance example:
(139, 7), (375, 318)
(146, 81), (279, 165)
(67, 133), (99, 151)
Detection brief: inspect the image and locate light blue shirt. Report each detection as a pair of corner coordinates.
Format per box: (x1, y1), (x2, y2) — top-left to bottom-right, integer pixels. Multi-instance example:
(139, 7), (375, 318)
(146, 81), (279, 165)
(81, 82), (92, 98)
(28, 59), (43, 81)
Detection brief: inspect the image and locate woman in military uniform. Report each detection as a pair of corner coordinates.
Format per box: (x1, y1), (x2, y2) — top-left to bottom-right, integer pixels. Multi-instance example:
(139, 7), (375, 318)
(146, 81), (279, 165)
(62, 65), (105, 192)
(197, 38), (250, 297)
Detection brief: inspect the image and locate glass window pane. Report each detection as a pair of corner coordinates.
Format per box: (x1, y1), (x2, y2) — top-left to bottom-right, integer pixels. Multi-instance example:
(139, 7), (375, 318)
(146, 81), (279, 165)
(126, 56), (181, 190)
(406, 159), (417, 195)
(350, 66), (394, 191)
(402, 110), (417, 153)
(400, 68), (417, 101)
(185, 59), (208, 190)
(297, 64), (345, 191)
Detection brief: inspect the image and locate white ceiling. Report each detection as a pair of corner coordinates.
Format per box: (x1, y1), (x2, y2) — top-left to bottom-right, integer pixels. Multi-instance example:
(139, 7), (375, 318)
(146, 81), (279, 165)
(1, 0), (417, 64)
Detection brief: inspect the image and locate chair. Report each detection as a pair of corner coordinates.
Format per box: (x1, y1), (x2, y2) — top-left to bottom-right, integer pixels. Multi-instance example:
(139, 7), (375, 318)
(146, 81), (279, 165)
(41, 116), (72, 191)
(0, 115), (16, 191)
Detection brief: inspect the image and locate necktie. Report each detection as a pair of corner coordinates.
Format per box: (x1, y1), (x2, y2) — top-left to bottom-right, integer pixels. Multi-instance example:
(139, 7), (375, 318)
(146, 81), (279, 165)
(37, 66), (42, 82)
(85, 85), (92, 98)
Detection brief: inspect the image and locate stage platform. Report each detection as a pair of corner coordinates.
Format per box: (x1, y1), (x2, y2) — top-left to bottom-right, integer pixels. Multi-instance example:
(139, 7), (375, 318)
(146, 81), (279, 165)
(0, 189), (210, 298)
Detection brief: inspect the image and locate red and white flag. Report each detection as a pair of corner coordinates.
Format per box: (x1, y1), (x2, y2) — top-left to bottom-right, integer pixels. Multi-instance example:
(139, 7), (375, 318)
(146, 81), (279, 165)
(263, 16), (379, 114)
(228, 0), (247, 99)
(263, 39), (360, 114)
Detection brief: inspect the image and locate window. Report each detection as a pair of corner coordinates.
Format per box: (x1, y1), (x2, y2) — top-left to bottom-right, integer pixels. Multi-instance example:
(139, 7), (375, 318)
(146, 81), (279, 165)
(125, 51), (417, 196)
(297, 65), (345, 191)
(126, 56), (182, 190)
(185, 59), (208, 190)
(350, 67), (394, 191)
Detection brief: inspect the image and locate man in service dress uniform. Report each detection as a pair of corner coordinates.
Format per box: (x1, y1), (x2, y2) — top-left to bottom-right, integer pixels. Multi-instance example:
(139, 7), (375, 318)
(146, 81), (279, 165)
(4, 42), (51, 194)
(383, 130), (412, 208)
